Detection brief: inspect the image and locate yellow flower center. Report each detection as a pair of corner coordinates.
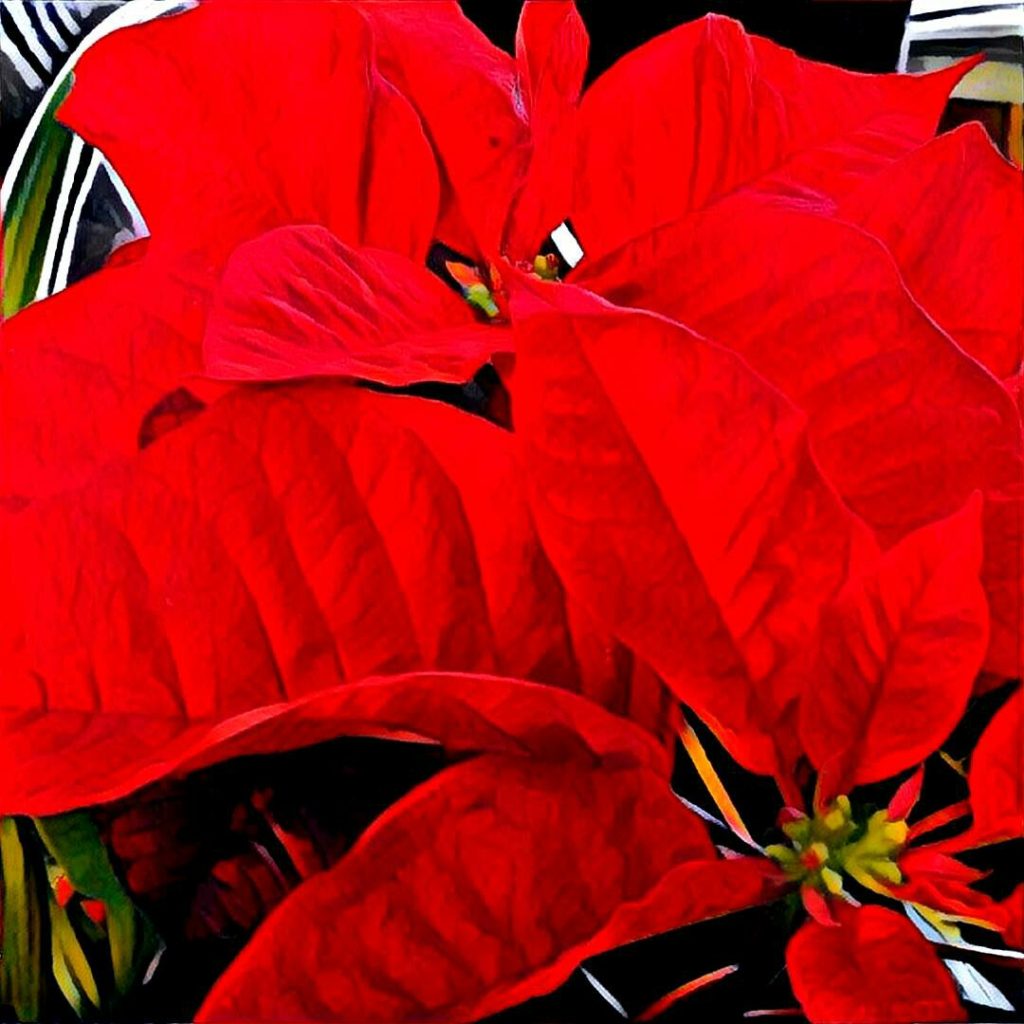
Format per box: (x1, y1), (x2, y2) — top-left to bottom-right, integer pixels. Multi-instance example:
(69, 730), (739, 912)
(765, 796), (909, 898)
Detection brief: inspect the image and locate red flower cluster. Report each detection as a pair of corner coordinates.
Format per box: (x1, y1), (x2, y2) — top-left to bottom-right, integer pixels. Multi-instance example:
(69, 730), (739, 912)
(1, 2), (1021, 1022)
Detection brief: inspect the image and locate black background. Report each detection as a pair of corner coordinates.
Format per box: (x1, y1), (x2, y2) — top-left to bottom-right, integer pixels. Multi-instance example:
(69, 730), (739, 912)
(464, 1), (914, 78)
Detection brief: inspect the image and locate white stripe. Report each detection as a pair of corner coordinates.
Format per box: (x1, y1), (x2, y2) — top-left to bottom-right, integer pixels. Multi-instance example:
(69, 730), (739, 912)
(905, 9), (1024, 38)
(1, 32), (45, 90)
(35, 134), (85, 301)
(51, 2), (82, 35)
(906, 904), (1020, 1012)
(7, 2), (54, 72)
(580, 968), (628, 1019)
(551, 221), (585, 269)
(945, 960), (1015, 1011)
(53, 146), (101, 293)
(35, 4), (70, 51)
(910, 0), (1021, 13)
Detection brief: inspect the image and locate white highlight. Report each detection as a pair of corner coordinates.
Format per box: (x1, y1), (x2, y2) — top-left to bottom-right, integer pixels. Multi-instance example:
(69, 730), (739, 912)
(52, 3), (81, 35)
(551, 221), (584, 269)
(581, 968), (628, 1018)
(905, 905), (1020, 1011)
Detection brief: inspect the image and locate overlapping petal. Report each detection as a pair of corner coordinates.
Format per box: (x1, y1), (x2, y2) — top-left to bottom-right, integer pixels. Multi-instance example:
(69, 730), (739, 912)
(512, 277), (877, 776)
(203, 226), (501, 385)
(800, 496), (989, 795)
(1, 247), (214, 506)
(584, 197), (1024, 678)
(352, 0), (526, 260)
(58, 1), (440, 267)
(572, 15), (973, 267)
(198, 754), (778, 1023)
(838, 123), (1024, 381)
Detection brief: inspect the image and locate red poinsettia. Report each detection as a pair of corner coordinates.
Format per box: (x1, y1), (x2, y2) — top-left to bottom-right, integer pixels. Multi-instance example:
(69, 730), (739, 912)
(192, 283), (1022, 1024)
(151, 0), (1024, 683)
(1, 0), (681, 805)
(2, 1), (1021, 1021)
(2, 0), (503, 510)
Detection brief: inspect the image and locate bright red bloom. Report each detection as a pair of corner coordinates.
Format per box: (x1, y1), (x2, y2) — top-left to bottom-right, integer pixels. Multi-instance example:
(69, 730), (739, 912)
(2, 2), (1021, 1022)
(1, 0), (507, 510)
(510, 272), (1020, 1022)
(361, 0), (1023, 680)
(1, 0), (676, 816)
(1, 383), (675, 816)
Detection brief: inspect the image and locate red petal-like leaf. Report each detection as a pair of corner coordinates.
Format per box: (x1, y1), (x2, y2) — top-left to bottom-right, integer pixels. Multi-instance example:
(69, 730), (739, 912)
(1, 251), (220, 506)
(584, 197), (1024, 679)
(787, 905), (967, 1024)
(957, 690), (1023, 849)
(574, 15), (971, 265)
(512, 279), (876, 776)
(199, 755), (780, 1022)
(0, 670), (670, 819)
(839, 123), (1024, 381)
(504, 0), (588, 260)
(800, 496), (989, 793)
(59, 1), (439, 265)
(203, 226), (501, 385)
(353, 0), (526, 259)
(1, 383), (674, 815)
(888, 765), (925, 822)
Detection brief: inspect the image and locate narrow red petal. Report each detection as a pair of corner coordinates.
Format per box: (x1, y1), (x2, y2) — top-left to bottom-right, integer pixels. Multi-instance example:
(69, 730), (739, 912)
(954, 690), (1023, 849)
(888, 766), (926, 822)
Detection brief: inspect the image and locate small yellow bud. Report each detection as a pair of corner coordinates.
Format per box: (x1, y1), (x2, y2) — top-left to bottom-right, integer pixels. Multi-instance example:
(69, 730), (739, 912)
(823, 808), (846, 831)
(882, 820), (909, 847)
(821, 867), (845, 896)
(765, 844), (798, 866)
(532, 254), (560, 280)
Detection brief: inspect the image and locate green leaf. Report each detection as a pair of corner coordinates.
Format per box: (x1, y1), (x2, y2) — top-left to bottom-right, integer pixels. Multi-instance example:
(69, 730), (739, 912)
(49, 896), (100, 1013)
(0, 818), (43, 1021)
(2, 78), (74, 318)
(35, 812), (159, 995)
